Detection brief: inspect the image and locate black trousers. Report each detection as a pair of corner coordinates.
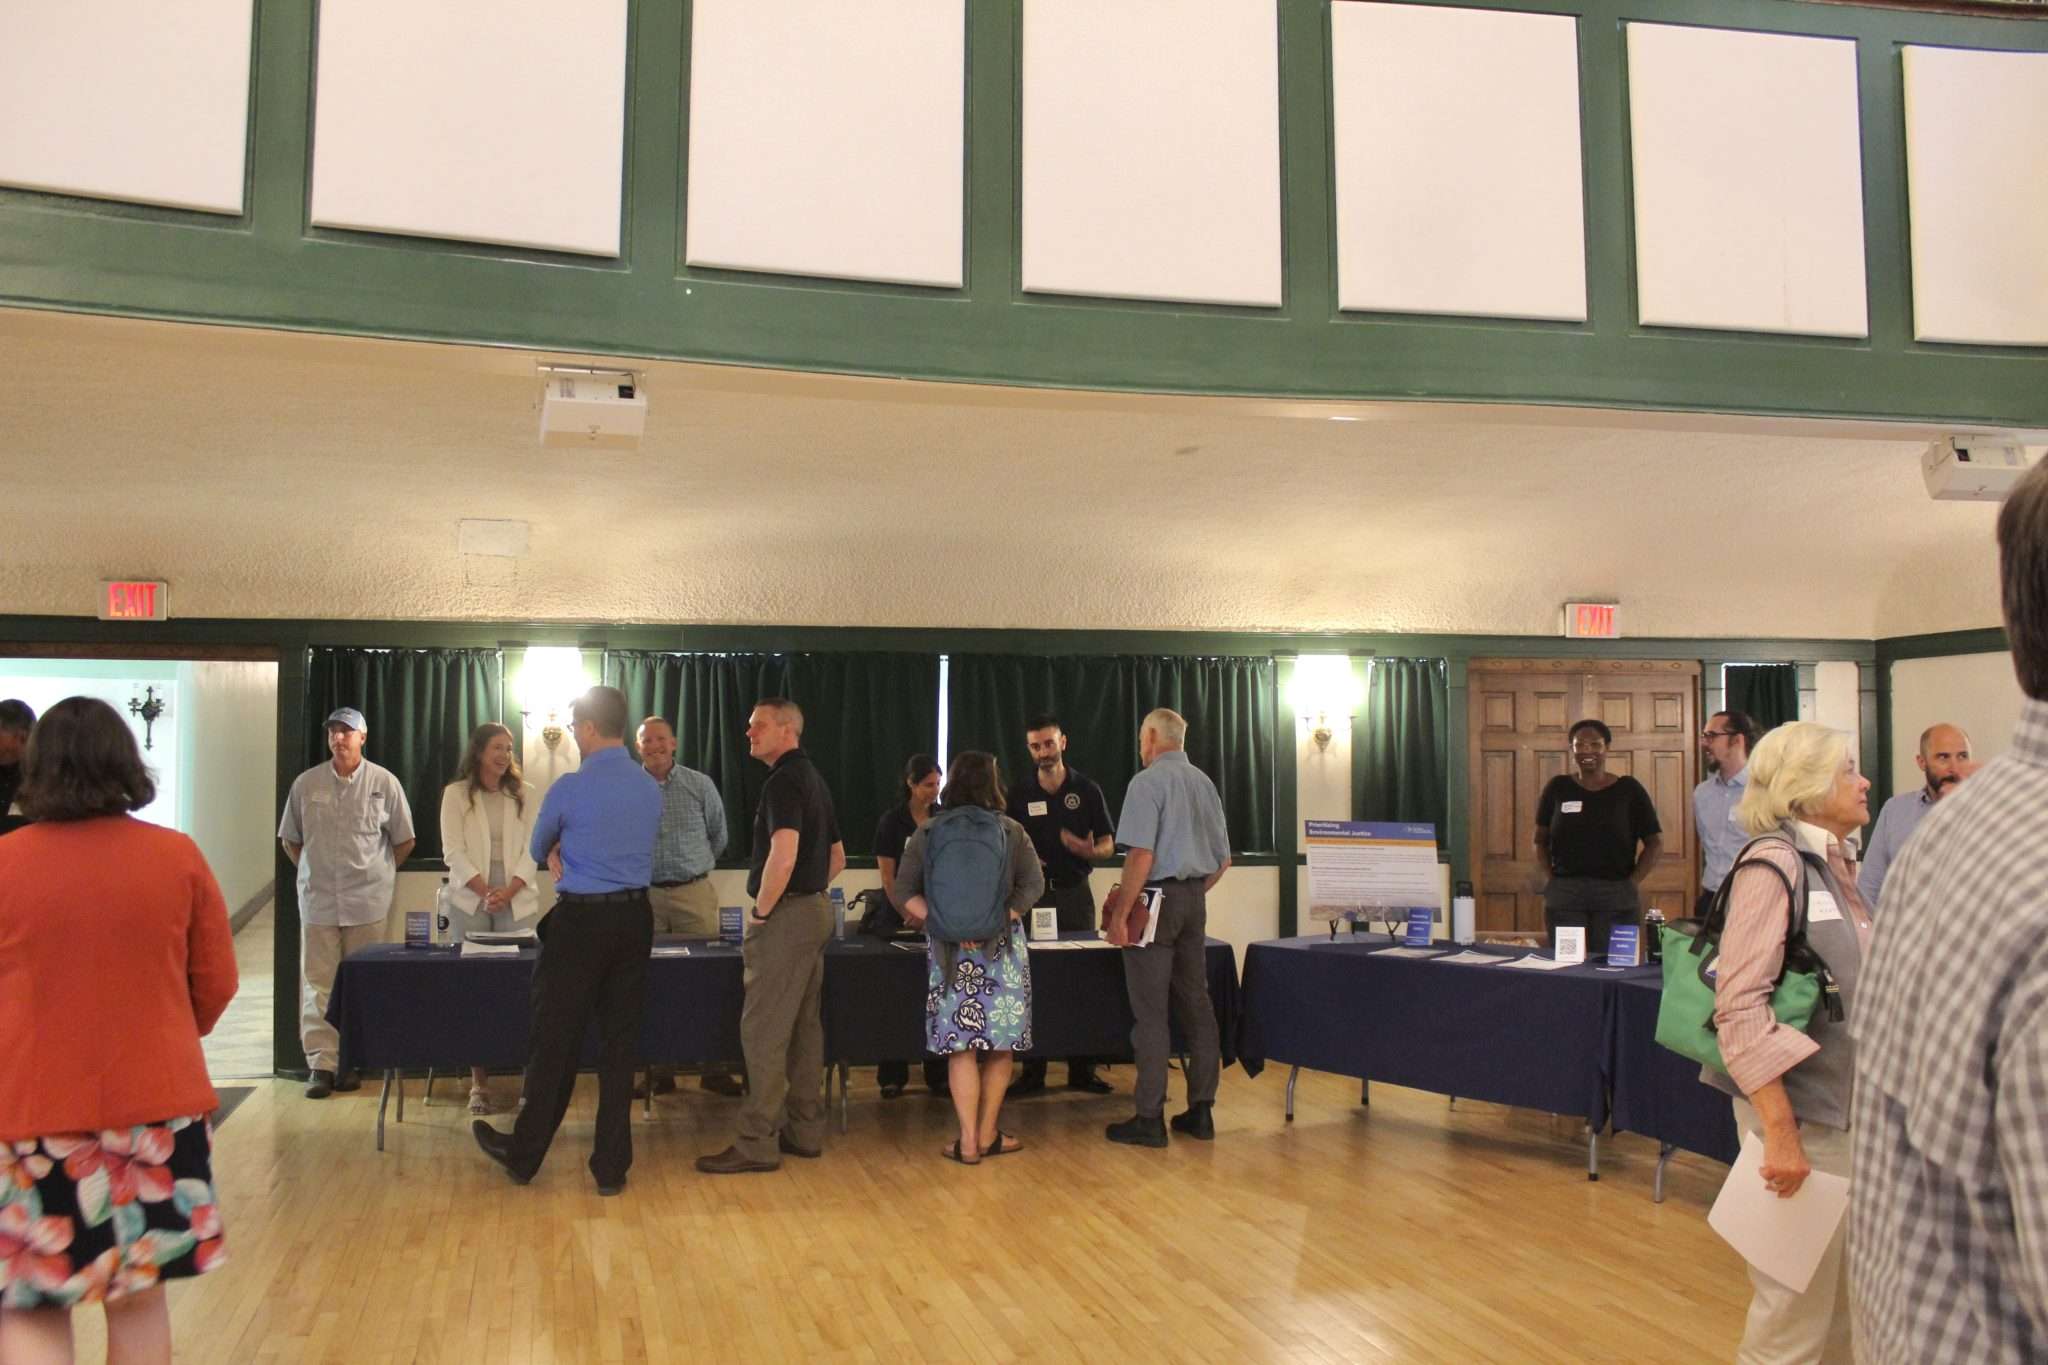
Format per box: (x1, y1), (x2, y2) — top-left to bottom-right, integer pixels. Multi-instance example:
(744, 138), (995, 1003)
(507, 894), (653, 1185)
(1020, 880), (1102, 1086)
(1542, 876), (1641, 957)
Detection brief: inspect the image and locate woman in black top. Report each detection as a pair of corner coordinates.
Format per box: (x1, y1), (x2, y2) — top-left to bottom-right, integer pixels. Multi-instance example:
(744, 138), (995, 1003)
(874, 755), (944, 1099)
(1533, 719), (1663, 956)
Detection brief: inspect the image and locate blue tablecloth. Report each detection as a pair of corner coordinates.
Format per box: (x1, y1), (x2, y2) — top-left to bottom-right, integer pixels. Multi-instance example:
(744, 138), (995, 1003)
(329, 933), (1241, 1074)
(1608, 975), (1741, 1164)
(822, 933), (1241, 1065)
(1237, 938), (1617, 1121)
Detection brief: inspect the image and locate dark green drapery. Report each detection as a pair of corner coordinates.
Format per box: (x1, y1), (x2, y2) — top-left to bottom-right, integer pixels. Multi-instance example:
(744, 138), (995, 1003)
(304, 647), (503, 863)
(605, 651), (939, 860)
(945, 654), (1277, 854)
(1724, 663), (1800, 736)
(1352, 657), (1449, 839)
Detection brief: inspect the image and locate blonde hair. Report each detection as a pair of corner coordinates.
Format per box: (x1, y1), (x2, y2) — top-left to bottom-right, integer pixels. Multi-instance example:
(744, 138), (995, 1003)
(1735, 722), (1849, 836)
(1142, 707), (1187, 747)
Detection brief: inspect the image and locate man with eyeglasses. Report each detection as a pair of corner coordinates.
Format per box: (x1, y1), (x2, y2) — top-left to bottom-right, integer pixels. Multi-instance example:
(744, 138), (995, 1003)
(1857, 723), (1972, 912)
(1693, 711), (1760, 919)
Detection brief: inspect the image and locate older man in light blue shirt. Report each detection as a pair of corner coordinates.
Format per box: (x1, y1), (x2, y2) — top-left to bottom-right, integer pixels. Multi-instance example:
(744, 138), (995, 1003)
(1859, 722), (1972, 911)
(1693, 710), (1756, 918)
(1103, 707), (1230, 1150)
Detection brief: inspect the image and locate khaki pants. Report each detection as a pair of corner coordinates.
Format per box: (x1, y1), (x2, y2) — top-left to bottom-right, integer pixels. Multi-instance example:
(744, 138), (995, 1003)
(301, 921), (384, 1072)
(649, 879), (720, 937)
(1730, 1097), (1854, 1364)
(733, 893), (832, 1162)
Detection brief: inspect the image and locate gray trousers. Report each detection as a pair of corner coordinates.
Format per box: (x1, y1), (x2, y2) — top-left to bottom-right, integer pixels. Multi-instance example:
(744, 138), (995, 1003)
(1542, 876), (1642, 956)
(1120, 879), (1221, 1119)
(734, 892), (832, 1162)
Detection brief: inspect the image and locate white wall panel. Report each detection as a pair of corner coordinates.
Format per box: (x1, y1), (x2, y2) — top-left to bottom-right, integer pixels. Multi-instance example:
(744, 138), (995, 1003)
(1627, 24), (1867, 337)
(1331, 4), (1586, 322)
(686, 0), (964, 287)
(1022, 0), (1283, 307)
(1904, 46), (2048, 346)
(0, 0), (252, 213)
(1890, 652), (2024, 796)
(310, 0), (627, 257)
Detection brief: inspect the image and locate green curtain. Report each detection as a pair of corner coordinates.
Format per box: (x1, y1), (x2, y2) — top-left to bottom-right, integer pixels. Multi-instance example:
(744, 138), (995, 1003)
(945, 654), (1277, 854)
(1352, 657), (1449, 839)
(605, 650), (939, 860)
(1724, 663), (1800, 735)
(946, 654), (1140, 818)
(303, 647), (503, 863)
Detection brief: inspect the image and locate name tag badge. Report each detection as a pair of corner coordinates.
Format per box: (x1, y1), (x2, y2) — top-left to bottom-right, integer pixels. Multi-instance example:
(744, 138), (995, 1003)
(1807, 891), (1844, 924)
(1560, 800), (1584, 814)
(1027, 800), (1049, 817)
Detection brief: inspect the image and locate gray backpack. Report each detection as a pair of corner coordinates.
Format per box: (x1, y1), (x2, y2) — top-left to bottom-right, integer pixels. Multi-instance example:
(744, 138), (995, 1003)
(921, 807), (1010, 943)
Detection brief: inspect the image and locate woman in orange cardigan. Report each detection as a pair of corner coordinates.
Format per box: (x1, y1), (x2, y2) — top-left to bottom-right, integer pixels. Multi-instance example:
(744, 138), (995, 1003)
(0, 697), (239, 1365)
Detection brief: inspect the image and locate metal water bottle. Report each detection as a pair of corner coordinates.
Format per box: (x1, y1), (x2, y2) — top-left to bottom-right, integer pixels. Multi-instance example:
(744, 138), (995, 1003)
(1644, 906), (1666, 964)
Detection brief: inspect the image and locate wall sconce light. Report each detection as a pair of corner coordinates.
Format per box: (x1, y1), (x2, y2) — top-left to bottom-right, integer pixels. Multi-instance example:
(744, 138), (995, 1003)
(127, 684), (169, 751)
(1289, 654), (1363, 753)
(516, 646), (587, 749)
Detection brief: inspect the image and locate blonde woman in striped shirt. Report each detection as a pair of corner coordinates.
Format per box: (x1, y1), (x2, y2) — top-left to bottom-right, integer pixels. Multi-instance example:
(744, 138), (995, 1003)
(1703, 721), (1872, 1363)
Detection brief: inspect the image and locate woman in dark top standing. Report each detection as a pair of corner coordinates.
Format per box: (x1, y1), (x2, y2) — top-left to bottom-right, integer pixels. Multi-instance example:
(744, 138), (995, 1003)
(1533, 718), (1663, 955)
(873, 755), (945, 1099)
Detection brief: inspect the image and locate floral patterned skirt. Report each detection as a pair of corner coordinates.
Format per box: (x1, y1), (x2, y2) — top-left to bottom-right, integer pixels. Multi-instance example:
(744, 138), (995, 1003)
(1, 1116), (227, 1308)
(927, 928), (1033, 1055)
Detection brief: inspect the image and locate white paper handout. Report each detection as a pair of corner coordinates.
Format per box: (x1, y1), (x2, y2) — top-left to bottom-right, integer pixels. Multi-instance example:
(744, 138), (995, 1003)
(1374, 947), (1447, 959)
(459, 940), (521, 957)
(1498, 954), (1576, 970)
(1707, 1131), (1850, 1293)
(1434, 949), (1506, 965)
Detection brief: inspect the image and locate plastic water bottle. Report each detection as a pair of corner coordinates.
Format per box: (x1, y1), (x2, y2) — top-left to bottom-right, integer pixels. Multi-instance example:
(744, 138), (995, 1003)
(434, 877), (453, 946)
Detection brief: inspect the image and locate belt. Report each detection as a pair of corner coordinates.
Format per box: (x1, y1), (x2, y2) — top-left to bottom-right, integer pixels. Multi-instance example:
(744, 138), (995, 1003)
(556, 888), (649, 904)
(652, 875), (707, 889)
(1145, 876), (1204, 888)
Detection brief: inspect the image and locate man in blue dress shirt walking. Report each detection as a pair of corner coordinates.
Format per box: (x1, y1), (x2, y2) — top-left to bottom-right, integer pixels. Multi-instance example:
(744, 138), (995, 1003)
(475, 686), (661, 1195)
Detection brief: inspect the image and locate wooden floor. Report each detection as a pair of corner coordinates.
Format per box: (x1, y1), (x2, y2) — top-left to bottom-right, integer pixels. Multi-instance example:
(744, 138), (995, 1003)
(67, 1061), (1750, 1363)
(202, 900), (277, 1081)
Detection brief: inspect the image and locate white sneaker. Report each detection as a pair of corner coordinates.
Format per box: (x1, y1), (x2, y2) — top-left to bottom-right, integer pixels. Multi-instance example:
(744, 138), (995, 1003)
(467, 1086), (492, 1116)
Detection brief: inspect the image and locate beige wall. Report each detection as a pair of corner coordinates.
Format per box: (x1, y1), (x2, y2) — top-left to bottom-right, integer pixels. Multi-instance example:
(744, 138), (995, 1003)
(178, 661), (277, 913)
(1889, 651), (2025, 797)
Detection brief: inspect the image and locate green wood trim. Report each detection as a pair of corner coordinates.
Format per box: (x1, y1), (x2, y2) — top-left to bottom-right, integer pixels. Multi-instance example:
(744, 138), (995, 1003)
(1874, 626), (2010, 664)
(4, 0), (2046, 421)
(1275, 656), (1300, 936)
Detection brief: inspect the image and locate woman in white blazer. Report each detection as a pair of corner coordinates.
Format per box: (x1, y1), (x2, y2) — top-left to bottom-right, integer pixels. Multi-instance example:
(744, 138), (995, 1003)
(440, 722), (539, 1114)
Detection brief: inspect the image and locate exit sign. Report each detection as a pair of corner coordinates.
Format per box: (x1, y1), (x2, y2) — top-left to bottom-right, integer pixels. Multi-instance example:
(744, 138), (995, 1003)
(99, 580), (168, 622)
(1563, 601), (1619, 639)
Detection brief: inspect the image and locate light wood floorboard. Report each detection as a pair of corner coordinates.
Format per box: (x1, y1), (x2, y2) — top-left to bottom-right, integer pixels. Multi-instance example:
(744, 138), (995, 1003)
(203, 899), (277, 1081)
(68, 1067), (1749, 1362)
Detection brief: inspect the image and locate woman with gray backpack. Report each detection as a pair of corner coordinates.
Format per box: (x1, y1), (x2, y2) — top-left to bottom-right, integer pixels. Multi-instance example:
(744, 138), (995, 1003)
(892, 750), (1044, 1164)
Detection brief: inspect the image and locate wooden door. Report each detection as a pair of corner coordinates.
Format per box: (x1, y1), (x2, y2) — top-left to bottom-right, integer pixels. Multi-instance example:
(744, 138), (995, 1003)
(1468, 660), (1699, 935)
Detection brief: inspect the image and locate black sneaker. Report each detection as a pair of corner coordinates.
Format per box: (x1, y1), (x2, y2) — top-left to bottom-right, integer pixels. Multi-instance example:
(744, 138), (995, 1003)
(305, 1069), (335, 1099)
(331, 1069), (362, 1093)
(1105, 1115), (1168, 1148)
(1065, 1068), (1113, 1095)
(1170, 1104), (1215, 1140)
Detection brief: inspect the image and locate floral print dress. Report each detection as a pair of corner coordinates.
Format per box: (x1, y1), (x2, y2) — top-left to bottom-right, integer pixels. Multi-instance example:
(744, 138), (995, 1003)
(0, 1115), (227, 1307)
(927, 927), (1033, 1054)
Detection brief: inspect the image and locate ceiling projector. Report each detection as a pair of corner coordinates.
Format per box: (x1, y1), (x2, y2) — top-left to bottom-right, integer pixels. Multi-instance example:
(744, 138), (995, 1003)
(539, 367), (645, 449)
(1923, 436), (2034, 502)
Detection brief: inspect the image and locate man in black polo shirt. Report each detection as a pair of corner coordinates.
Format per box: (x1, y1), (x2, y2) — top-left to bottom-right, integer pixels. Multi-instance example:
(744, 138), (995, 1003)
(1007, 712), (1115, 1095)
(698, 697), (844, 1175)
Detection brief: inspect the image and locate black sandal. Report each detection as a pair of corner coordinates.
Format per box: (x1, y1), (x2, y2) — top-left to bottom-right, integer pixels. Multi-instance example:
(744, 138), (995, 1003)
(942, 1139), (981, 1165)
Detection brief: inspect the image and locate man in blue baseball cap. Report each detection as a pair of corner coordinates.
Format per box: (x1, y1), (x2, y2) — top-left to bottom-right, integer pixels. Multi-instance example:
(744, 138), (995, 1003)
(278, 705), (415, 1097)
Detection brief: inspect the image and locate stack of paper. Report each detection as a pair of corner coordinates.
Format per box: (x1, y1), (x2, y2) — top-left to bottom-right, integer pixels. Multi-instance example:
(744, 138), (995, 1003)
(459, 940), (521, 957)
(1434, 950), (1506, 965)
(1498, 954), (1575, 971)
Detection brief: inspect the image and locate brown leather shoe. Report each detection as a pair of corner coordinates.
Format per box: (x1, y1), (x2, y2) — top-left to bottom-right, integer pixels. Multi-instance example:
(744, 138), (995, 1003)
(695, 1145), (780, 1175)
(777, 1133), (822, 1160)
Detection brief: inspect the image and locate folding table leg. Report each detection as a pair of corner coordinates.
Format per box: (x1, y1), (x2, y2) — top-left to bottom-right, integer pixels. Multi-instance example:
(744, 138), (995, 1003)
(643, 1069), (653, 1120)
(1653, 1143), (1675, 1203)
(1285, 1065), (1300, 1122)
(1360, 1080), (1370, 1107)
(376, 1070), (394, 1152)
(1587, 1128), (1599, 1181)
(837, 1063), (850, 1133)
(423, 1068), (435, 1107)
(395, 1072), (406, 1123)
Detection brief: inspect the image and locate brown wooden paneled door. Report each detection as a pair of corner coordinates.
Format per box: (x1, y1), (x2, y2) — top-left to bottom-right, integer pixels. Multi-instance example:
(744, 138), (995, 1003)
(1467, 660), (1700, 935)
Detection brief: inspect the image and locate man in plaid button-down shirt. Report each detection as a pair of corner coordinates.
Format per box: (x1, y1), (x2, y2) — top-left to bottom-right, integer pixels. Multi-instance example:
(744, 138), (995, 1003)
(1852, 459), (2048, 1362)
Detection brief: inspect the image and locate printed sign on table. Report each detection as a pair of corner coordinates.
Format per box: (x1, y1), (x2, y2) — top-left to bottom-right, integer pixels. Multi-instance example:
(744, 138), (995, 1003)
(1305, 820), (1442, 925)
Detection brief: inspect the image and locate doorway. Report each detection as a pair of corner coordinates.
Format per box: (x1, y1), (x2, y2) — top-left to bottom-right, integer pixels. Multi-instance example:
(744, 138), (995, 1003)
(1467, 659), (1699, 935)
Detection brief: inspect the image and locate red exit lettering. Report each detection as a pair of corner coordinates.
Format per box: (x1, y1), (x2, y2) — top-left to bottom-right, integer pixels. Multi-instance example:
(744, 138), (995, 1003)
(101, 581), (163, 621)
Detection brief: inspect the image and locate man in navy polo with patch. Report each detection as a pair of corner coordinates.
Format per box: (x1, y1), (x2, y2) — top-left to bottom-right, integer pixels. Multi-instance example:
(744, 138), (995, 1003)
(1006, 711), (1115, 1095)
(473, 685), (661, 1196)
